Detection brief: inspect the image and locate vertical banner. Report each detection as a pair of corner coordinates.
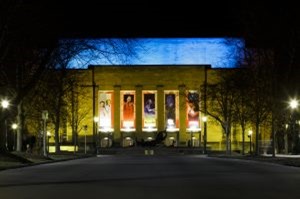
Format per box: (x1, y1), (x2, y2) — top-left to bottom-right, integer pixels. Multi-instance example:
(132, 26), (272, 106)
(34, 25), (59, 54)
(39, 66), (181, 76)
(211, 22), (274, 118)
(121, 91), (135, 129)
(186, 91), (200, 129)
(165, 91), (179, 130)
(99, 91), (114, 129)
(143, 92), (156, 128)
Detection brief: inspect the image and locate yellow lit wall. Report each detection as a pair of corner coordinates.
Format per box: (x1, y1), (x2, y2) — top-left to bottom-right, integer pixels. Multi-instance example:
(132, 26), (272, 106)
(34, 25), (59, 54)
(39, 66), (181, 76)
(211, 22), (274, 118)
(64, 65), (270, 151)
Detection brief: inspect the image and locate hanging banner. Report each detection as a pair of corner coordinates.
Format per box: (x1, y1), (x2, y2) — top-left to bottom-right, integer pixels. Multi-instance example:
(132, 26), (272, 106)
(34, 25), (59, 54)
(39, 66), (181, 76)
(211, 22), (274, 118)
(98, 91), (114, 129)
(121, 91), (135, 129)
(186, 91), (200, 130)
(143, 92), (156, 128)
(165, 91), (179, 130)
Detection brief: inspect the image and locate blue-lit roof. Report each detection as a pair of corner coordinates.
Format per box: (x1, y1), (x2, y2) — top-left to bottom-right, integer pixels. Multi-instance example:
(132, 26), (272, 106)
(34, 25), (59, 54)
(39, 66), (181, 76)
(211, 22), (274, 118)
(68, 38), (244, 68)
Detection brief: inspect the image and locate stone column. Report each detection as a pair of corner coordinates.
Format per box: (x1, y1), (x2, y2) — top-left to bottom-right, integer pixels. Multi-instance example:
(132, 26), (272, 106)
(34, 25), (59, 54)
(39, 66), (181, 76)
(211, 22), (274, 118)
(157, 85), (165, 132)
(135, 85), (143, 135)
(113, 85), (121, 144)
(178, 84), (187, 146)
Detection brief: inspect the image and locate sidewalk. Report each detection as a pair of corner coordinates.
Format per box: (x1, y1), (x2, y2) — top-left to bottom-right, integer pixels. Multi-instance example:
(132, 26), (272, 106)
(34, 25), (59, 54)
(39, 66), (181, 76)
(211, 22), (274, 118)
(209, 153), (300, 167)
(262, 154), (300, 158)
(0, 151), (92, 171)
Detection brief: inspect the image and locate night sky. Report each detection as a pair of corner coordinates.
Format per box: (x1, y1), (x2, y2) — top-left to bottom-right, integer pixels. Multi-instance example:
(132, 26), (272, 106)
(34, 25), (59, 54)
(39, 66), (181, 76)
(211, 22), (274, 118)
(3, 1), (299, 46)
(53, 1), (243, 38)
(54, 1), (297, 37)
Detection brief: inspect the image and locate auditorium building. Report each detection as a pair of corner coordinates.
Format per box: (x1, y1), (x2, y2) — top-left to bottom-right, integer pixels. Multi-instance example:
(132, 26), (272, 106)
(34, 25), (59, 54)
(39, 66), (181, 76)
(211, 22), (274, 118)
(47, 38), (259, 153)
(64, 64), (246, 151)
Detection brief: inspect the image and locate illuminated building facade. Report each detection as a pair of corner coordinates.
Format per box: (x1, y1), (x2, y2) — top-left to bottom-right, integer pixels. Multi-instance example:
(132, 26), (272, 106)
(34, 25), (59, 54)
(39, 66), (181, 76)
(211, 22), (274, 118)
(58, 37), (252, 151)
(70, 64), (227, 149)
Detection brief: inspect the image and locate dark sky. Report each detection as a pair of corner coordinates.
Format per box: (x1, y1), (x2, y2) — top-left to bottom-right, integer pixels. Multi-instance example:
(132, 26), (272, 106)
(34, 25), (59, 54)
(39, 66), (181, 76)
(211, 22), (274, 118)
(11, 1), (299, 41)
(54, 1), (243, 38)
(16, 1), (243, 38)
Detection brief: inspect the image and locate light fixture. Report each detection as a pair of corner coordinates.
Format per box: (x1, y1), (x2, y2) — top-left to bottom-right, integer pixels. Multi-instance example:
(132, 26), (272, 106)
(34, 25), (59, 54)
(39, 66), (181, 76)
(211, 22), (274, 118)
(289, 99), (298, 109)
(1, 99), (9, 109)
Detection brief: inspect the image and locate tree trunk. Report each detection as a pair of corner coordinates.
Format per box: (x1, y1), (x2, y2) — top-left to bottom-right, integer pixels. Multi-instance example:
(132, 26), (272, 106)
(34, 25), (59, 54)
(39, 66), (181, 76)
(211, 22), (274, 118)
(0, 116), (6, 152)
(242, 125), (245, 155)
(16, 101), (24, 152)
(54, 96), (62, 153)
(54, 116), (61, 153)
(255, 120), (260, 155)
(271, 115), (276, 157)
(225, 123), (231, 155)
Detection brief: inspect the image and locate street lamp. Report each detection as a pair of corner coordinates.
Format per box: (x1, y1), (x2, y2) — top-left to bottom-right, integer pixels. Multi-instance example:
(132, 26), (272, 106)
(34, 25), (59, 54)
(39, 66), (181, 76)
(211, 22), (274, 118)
(289, 99), (298, 109)
(284, 124), (289, 154)
(1, 99), (9, 109)
(202, 116), (207, 154)
(248, 130), (253, 154)
(288, 99), (298, 154)
(1, 99), (9, 150)
(11, 123), (18, 151)
(47, 131), (51, 154)
(42, 110), (48, 157)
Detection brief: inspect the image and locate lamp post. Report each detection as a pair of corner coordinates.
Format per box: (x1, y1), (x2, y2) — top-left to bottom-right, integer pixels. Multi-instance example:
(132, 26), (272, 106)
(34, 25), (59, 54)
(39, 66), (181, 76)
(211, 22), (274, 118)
(47, 131), (51, 154)
(289, 99), (298, 154)
(1, 99), (9, 151)
(285, 124), (289, 154)
(248, 130), (253, 154)
(11, 123), (18, 151)
(202, 116), (207, 154)
(42, 110), (48, 157)
(94, 116), (99, 152)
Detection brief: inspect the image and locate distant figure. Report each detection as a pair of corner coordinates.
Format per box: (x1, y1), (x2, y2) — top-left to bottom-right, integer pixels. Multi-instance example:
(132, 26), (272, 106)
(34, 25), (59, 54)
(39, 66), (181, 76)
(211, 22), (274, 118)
(26, 144), (31, 153)
(171, 140), (176, 147)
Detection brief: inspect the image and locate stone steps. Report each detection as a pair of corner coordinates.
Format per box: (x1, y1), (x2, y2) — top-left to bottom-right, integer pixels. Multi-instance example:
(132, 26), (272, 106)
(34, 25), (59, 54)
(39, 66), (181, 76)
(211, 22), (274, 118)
(97, 147), (205, 155)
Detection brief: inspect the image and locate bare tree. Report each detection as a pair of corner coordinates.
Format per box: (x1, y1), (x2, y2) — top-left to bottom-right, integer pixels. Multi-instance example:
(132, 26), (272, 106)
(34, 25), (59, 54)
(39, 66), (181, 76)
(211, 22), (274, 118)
(0, 0), (141, 153)
(236, 1), (300, 155)
(204, 69), (237, 154)
(65, 72), (90, 151)
(0, 1), (59, 152)
(19, 38), (141, 154)
(231, 69), (252, 155)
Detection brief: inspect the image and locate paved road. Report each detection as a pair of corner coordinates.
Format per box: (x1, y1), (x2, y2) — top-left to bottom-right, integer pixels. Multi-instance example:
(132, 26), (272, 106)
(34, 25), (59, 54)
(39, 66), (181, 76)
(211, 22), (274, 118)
(0, 155), (300, 199)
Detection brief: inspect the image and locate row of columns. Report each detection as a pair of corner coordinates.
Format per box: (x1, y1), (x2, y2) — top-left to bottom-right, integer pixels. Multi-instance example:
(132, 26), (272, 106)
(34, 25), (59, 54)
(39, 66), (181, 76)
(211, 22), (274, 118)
(107, 84), (189, 145)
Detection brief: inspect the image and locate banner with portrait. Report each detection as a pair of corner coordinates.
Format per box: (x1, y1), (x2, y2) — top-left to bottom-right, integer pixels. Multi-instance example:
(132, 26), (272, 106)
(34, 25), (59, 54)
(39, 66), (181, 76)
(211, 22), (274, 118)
(121, 91), (135, 129)
(143, 92), (156, 129)
(98, 91), (114, 129)
(165, 91), (179, 130)
(186, 91), (200, 130)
